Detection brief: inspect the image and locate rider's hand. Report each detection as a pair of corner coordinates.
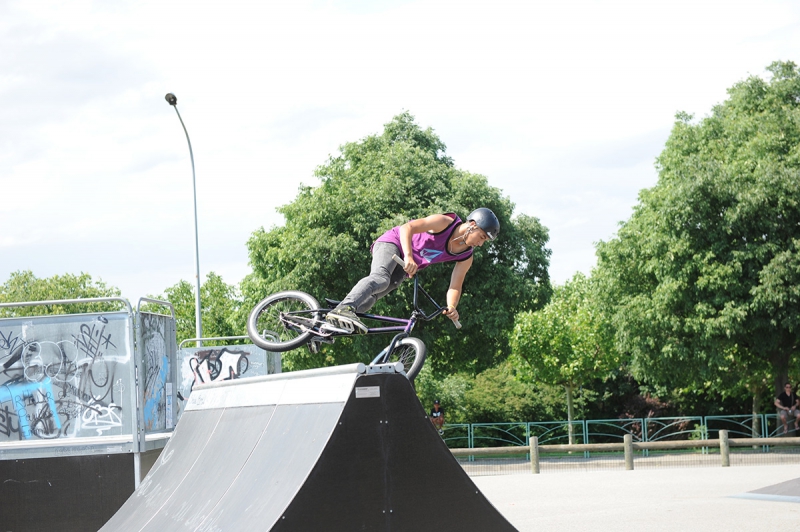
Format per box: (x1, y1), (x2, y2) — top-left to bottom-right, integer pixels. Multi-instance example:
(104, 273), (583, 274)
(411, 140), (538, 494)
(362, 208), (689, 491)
(404, 257), (418, 277)
(443, 305), (460, 323)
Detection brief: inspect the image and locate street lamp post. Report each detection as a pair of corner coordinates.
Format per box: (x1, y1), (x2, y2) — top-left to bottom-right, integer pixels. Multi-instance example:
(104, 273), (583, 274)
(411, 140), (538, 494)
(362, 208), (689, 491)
(165, 93), (203, 346)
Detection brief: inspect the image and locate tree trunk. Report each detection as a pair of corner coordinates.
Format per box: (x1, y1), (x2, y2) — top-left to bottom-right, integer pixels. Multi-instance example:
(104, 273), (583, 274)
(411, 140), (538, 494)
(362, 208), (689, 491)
(565, 384), (574, 445)
(751, 389), (760, 439)
(771, 350), (791, 397)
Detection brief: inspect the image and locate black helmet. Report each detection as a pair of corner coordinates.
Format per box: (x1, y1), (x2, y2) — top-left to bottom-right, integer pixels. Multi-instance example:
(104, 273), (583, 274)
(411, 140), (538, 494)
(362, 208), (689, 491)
(467, 208), (500, 240)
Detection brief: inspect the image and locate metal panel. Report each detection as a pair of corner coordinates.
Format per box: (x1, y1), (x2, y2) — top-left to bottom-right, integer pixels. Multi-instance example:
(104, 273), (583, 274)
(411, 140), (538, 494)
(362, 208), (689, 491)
(99, 407), (226, 531)
(0, 453), (135, 532)
(0, 311), (136, 457)
(101, 401), (345, 531)
(185, 369), (360, 411)
(192, 403), (345, 532)
(175, 343), (280, 421)
(139, 312), (177, 433)
(140, 405), (281, 531)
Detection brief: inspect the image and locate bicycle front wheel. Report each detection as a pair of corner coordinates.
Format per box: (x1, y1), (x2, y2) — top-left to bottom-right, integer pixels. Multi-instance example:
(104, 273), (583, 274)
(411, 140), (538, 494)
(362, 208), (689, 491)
(387, 337), (427, 381)
(247, 291), (321, 352)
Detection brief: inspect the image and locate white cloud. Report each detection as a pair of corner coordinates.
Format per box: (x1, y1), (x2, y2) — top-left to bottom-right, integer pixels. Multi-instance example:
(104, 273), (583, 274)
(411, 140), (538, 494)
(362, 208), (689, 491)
(1, 0), (799, 302)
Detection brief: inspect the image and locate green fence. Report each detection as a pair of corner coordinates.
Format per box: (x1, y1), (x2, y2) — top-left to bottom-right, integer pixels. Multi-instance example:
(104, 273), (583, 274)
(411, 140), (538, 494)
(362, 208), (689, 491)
(441, 415), (800, 475)
(442, 414), (790, 449)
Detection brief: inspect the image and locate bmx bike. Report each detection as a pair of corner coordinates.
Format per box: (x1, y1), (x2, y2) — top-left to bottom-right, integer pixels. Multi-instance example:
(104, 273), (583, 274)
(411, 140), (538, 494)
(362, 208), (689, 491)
(246, 255), (460, 381)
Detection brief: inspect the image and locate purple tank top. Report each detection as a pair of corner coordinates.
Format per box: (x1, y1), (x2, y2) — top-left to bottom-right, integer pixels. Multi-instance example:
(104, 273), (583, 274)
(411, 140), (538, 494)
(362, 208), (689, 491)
(373, 213), (473, 271)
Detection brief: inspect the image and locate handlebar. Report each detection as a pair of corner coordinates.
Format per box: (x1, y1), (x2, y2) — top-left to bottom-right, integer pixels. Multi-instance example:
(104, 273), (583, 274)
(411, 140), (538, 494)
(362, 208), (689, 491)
(392, 254), (462, 329)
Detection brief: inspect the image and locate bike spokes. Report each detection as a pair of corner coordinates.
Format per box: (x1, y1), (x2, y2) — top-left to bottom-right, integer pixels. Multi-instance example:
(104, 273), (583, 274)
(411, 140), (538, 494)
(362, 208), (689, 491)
(389, 344), (416, 371)
(254, 298), (315, 346)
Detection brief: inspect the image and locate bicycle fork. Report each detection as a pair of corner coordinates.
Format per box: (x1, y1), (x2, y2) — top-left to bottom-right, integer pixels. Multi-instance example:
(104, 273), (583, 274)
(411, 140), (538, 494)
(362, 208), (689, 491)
(371, 332), (409, 365)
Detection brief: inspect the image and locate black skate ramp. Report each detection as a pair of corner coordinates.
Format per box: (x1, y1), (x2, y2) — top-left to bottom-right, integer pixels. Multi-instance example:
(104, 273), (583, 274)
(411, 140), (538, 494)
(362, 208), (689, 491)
(101, 363), (518, 531)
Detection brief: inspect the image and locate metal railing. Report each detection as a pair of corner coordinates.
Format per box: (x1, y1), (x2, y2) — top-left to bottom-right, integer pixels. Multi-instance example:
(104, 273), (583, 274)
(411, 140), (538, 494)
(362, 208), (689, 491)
(441, 414), (792, 450)
(0, 296), (133, 314)
(179, 335), (252, 348)
(450, 433), (800, 473)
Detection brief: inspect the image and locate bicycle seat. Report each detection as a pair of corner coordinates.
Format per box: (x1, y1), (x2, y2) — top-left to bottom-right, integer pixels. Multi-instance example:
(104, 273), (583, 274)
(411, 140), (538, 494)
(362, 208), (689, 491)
(324, 298), (341, 307)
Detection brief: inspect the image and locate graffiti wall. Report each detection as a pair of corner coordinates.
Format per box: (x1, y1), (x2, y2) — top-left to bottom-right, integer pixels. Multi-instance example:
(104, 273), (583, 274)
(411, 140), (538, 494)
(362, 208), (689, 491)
(176, 344), (280, 420)
(0, 313), (134, 442)
(139, 313), (176, 432)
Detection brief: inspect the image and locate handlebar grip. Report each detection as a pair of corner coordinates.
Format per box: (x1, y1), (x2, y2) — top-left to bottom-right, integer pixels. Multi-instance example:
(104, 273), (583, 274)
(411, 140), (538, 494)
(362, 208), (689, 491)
(453, 319), (462, 329)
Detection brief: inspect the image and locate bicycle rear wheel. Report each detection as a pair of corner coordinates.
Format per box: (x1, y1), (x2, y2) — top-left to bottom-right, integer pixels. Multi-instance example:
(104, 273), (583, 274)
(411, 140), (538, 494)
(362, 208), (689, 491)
(247, 291), (321, 352)
(387, 337), (427, 381)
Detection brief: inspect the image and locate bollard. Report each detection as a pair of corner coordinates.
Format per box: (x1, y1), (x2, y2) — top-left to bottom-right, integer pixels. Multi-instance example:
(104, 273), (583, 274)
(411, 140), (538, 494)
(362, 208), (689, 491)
(720, 429), (730, 467)
(530, 436), (540, 474)
(624, 434), (634, 470)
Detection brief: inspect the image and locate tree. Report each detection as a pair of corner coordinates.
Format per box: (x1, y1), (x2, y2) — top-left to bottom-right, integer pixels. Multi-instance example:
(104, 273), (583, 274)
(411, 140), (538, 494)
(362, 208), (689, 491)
(0, 271), (123, 317)
(462, 360), (571, 424)
(242, 112), (551, 372)
(148, 272), (242, 346)
(595, 61), (800, 404)
(509, 273), (619, 443)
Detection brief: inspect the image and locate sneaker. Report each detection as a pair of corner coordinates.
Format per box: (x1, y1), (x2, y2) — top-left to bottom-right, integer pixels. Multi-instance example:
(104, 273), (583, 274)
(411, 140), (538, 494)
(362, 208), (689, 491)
(325, 305), (368, 334)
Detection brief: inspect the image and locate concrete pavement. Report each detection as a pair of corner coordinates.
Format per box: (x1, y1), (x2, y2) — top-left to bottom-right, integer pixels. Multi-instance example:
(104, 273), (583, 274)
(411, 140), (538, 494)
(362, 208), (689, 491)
(476, 465), (800, 531)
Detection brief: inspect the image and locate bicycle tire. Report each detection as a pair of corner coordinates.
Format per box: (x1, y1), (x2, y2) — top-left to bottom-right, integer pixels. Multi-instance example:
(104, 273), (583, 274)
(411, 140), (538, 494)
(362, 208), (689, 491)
(386, 337), (427, 381)
(247, 291), (321, 352)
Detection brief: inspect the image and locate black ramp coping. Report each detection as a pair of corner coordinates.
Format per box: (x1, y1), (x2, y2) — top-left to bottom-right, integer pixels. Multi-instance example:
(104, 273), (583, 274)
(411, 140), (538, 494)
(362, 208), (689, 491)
(270, 373), (518, 531)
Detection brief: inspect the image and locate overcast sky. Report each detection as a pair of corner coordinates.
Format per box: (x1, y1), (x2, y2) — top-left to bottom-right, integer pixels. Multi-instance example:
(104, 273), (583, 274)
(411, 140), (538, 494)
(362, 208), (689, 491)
(1, 0), (799, 302)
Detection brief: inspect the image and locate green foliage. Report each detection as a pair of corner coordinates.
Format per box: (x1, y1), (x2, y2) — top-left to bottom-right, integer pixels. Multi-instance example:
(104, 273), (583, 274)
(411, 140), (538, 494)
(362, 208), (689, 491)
(146, 272), (242, 346)
(414, 365), (474, 424)
(688, 424), (708, 441)
(414, 360), (570, 424)
(509, 272), (618, 441)
(595, 61), (800, 397)
(463, 362), (572, 423)
(510, 273), (619, 388)
(0, 270), (124, 317)
(242, 111), (551, 372)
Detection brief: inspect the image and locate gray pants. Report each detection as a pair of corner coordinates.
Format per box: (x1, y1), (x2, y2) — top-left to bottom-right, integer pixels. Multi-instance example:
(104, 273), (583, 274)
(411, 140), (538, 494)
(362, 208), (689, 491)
(340, 242), (406, 313)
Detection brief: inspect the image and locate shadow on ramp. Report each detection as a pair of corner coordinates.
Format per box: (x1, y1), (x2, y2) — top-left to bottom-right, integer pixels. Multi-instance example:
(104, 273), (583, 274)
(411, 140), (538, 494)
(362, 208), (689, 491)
(101, 363), (518, 531)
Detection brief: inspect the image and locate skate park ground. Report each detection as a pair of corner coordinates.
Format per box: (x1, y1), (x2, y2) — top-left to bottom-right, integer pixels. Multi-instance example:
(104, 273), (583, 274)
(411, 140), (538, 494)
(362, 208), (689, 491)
(475, 465), (800, 531)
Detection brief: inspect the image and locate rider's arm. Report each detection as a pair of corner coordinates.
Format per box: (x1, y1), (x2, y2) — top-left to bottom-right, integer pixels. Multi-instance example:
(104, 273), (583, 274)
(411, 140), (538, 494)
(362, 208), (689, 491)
(398, 214), (455, 276)
(443, 257), (472, 322)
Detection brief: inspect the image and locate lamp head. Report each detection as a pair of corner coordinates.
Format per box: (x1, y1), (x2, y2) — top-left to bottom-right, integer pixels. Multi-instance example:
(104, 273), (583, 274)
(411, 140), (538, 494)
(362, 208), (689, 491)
(165, 93), (178, 106)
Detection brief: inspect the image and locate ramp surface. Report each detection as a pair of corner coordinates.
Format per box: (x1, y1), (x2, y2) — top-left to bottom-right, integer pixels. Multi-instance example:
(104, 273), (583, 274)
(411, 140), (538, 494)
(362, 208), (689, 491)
(102, 363), (517, 531)
(731, 476), (800, 503)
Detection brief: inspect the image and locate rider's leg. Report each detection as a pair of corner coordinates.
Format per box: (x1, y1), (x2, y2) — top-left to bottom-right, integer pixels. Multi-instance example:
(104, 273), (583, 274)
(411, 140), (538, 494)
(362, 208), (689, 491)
(342, 242), (401, 310)
(355, 264), (405, 312)
(327, 242), (401, 332)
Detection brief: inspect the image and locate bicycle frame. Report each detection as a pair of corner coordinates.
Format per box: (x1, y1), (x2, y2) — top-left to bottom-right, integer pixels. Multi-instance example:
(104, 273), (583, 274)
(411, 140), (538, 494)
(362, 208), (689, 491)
(279, 272), (448, 358)
(365, 274), (447, 363)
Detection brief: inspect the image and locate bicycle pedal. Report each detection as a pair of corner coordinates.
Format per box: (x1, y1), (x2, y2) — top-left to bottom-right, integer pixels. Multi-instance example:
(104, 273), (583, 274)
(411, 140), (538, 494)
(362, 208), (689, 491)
(320, 322), (352, 334)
